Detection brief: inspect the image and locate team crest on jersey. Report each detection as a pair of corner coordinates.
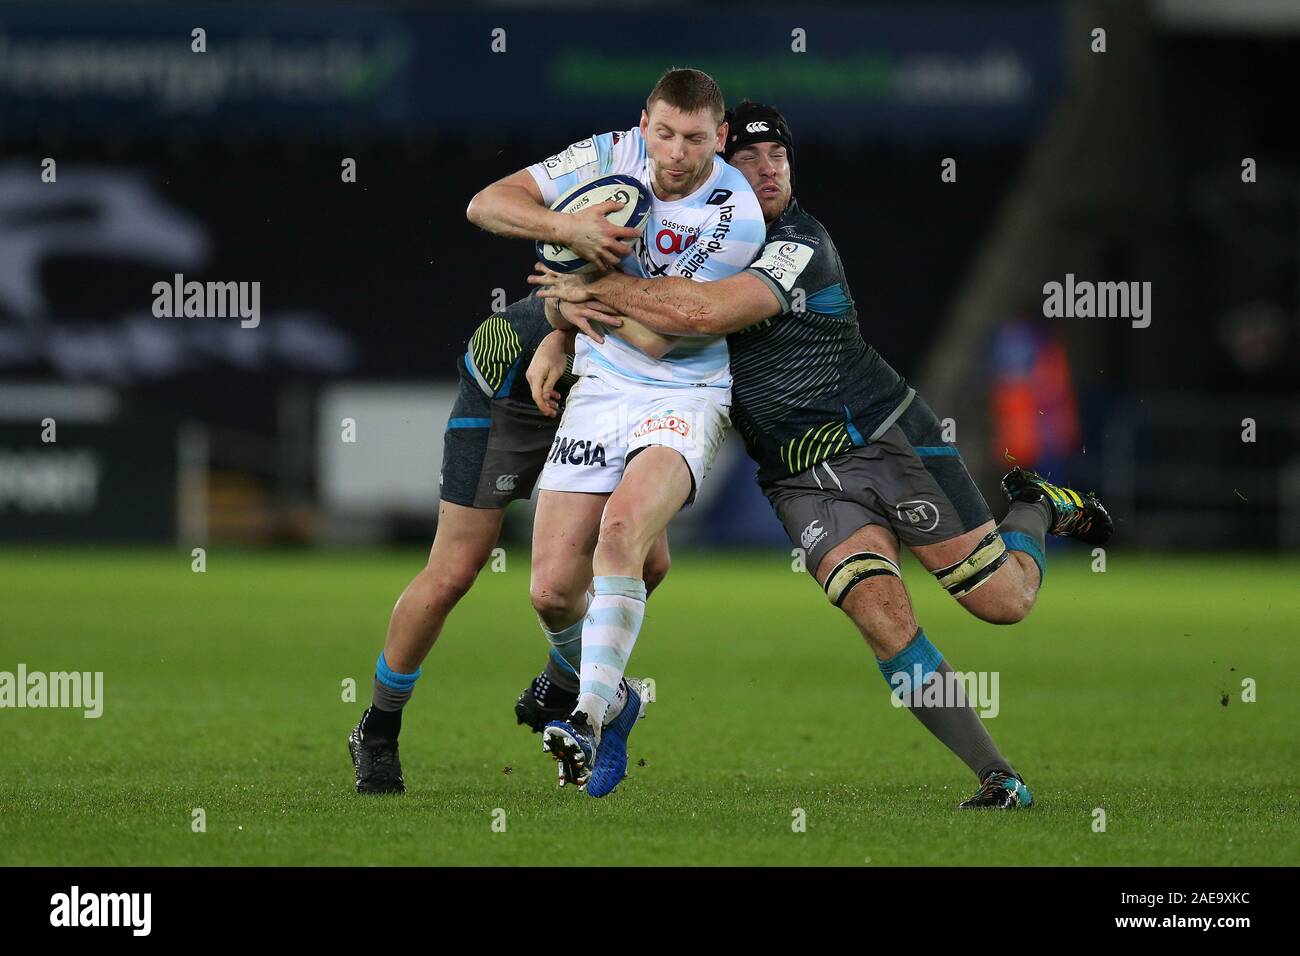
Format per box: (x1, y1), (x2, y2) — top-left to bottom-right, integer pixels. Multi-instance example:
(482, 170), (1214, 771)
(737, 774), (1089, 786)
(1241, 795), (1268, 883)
(632, 411), (691, 440)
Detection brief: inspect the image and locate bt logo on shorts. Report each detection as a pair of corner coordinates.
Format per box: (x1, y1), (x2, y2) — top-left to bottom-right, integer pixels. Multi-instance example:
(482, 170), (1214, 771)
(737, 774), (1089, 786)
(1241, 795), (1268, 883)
(550, 436), (607, 467)
(801, 519), (827, 551)
(494, 474), (518, 493)
(896, 500), (940, 532)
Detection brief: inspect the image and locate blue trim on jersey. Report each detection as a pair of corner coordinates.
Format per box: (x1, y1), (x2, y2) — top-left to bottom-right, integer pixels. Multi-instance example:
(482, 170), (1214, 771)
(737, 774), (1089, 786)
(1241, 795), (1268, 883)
(375, 652), (421, 691)
(464, 348), (481, 383)
(843, 405), (866, 446)
(805, 283), (851, 316)
(448, 417), (491, 429)
(496, 359), (520, 399)
(1001, 531), (1046, 580)
(915, 446), (960, 457)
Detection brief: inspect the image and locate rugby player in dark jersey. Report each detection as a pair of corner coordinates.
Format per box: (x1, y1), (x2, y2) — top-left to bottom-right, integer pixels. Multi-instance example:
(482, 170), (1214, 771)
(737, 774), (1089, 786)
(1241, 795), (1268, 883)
(524, 101), (1112, 809)
(346, 293), (672, 794)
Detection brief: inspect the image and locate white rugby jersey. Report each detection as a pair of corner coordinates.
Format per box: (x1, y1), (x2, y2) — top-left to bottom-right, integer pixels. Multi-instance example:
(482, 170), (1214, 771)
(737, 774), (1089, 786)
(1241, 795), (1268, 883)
(527, 128), (765, 388)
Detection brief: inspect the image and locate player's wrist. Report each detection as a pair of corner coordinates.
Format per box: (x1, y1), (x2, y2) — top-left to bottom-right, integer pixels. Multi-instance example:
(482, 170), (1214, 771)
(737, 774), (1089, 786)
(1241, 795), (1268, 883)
(545, 210), (574, 246)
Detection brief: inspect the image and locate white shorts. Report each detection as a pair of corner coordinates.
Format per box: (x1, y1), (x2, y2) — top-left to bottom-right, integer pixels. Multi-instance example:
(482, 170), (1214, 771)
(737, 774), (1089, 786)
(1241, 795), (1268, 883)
(538, 371), (731, 504)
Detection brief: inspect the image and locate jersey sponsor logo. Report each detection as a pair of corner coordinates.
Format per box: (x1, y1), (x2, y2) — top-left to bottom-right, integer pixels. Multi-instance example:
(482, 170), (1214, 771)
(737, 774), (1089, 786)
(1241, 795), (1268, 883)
(750, 240), (815, 293)
(800, 518), (827, 551)
(549, 435), (607, 467)
(540, 140), (597, 179)
(896, 500), (940, 533)
(745, 121), (770, 133)
(677, 205), (734, 279)
(705, 188), (733, 206)
(631, 411), (691, 440)
(655, 229), (698, 255)
(494, 474), (518, 493)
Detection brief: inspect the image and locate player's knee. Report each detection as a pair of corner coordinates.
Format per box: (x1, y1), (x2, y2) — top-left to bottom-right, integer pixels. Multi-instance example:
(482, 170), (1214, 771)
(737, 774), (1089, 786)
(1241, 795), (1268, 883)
(423, 561), (479, 612)
(595, 516), (645, 568)
(529, 575), (582, 625)
(960, 582), (1034, 625)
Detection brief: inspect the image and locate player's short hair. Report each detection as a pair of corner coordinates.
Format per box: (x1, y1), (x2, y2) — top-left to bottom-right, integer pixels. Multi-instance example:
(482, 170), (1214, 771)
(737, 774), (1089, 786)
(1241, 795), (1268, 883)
(645, 68), (725, 125)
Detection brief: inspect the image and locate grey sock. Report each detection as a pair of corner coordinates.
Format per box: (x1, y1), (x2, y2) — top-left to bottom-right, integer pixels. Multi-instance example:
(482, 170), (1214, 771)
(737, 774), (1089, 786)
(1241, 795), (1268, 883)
(371, 677), (413, 713)
(1000, 499), (1052, 548)
(543, 653), (580, 695)
(901, 661), (1014, 781)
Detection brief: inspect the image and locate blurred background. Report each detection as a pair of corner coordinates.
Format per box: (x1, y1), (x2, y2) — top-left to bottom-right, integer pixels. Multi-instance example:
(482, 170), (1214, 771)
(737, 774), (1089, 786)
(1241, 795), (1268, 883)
(1, 0), (1296, 555)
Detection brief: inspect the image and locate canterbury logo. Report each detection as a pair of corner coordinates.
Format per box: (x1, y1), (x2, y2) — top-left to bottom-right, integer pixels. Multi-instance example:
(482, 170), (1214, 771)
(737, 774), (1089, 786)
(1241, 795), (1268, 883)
(746, 121), (770, 133)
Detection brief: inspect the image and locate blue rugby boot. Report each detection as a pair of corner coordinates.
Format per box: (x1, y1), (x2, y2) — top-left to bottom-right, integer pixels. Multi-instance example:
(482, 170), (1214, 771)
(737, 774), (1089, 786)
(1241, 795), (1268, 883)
(542, 710), (599, 790)
(959, 770), (1034, 809)
(1002, 467), (1113, 546)
(586, 678), (653, 799)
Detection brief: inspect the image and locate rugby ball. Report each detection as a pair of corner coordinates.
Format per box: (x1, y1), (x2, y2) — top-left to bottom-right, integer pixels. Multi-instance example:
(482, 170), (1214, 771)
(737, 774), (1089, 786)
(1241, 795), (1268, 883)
(536, 174), (651, 274)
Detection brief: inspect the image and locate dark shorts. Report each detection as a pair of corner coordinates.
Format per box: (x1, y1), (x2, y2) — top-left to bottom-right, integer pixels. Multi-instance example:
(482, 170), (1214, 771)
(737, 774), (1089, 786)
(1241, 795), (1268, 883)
(762, 394), (993, 573)
(440, 362), (559, 509)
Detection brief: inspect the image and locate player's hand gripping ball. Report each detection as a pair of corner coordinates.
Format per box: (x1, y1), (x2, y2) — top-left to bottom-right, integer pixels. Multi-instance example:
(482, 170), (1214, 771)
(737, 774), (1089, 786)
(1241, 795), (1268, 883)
(535, 174), (651, 274)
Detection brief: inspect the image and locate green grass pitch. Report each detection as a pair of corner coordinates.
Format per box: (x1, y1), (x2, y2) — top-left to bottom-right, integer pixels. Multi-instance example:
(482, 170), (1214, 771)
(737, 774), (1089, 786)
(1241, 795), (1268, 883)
(1, 546), (1296, 866)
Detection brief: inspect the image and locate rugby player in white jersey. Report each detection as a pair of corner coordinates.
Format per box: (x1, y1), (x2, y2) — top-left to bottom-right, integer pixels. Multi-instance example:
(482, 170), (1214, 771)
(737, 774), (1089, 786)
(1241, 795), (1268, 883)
(527, 101), (1113, 809)
(466, 68), (765, 795)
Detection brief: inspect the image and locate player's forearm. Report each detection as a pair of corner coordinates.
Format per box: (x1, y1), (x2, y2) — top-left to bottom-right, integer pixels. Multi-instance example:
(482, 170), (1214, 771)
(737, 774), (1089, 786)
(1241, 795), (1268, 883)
(466, 183), (568, 244)
(586, 274), (737, 336)
(539, 327), (577, 357)
(609, 317), (678, 359)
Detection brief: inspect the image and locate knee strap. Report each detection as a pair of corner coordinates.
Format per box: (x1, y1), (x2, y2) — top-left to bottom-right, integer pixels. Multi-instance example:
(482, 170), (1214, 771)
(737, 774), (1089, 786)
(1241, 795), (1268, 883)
(933, 530), (1008, 598)
(823, 552), (901, 608)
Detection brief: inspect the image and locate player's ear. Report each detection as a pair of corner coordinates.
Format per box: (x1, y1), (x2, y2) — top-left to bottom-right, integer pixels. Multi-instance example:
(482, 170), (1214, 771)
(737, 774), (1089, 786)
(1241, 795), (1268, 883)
(715, 118), (729, 154)
(639, 109), (649, 135)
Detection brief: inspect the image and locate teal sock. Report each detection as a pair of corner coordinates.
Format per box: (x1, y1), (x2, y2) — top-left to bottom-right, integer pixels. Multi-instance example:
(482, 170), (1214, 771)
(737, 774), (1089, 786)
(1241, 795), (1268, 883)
(877, 629), (1013, 780)
(1000, 499), (1051, 581)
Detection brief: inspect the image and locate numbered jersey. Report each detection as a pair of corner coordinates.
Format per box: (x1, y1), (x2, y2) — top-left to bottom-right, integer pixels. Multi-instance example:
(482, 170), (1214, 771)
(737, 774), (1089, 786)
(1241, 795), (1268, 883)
(527, 128), (765, 388)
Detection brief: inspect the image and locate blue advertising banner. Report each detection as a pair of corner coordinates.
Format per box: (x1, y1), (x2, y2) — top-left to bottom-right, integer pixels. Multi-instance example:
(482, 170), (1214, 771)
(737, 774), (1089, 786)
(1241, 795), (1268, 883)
(0, 2), (1064, 139)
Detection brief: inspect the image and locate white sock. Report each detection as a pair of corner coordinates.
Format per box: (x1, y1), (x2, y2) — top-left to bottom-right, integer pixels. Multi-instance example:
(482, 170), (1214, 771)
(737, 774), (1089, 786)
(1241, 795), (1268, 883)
(577, 575), (646, 727)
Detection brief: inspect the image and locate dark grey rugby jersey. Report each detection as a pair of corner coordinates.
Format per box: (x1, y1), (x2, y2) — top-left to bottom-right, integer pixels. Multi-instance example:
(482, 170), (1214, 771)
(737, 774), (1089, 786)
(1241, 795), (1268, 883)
(464, 292), (575, 402)
(727, 199), (913, 483)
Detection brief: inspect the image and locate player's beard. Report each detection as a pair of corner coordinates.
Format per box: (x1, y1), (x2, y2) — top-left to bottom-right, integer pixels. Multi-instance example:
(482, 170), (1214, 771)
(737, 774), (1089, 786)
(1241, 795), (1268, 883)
(652, 156), (712, 199)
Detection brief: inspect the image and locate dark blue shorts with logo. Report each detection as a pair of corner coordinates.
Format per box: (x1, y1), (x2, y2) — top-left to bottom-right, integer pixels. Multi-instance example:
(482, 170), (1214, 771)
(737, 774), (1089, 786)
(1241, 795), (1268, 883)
(440, 357), (560, 509)
(761, 393), (993, 574)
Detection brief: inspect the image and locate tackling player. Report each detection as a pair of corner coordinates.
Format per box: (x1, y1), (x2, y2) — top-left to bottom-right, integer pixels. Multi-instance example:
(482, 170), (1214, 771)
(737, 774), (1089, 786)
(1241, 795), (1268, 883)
(466, 69), (766, 796)
(346, 292), (672, 794)
(526, 101), (1113, 808)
